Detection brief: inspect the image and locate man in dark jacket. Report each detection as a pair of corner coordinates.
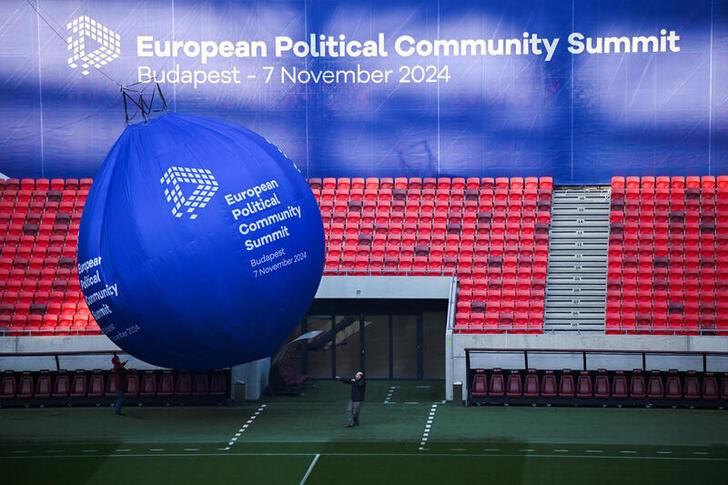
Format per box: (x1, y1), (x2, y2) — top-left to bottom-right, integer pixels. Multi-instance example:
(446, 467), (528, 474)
(111, 353), (128, 415)
(337, 371), (365, 427)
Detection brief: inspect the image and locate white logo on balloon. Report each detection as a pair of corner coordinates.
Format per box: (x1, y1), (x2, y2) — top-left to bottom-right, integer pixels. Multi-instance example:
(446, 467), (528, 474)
(67, 16), (121, 76)
(160, 166), (219, 220)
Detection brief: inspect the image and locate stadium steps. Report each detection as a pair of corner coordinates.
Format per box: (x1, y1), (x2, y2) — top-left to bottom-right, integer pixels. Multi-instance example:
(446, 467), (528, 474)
(543, 187), (611, 332)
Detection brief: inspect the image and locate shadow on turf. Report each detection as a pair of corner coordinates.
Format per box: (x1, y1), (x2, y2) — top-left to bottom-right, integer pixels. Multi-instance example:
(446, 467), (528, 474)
(4, 441), (126, 485)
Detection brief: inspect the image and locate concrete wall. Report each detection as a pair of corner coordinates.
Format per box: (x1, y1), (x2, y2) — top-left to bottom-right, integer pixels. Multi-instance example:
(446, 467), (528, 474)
(315, 276), (453, 300)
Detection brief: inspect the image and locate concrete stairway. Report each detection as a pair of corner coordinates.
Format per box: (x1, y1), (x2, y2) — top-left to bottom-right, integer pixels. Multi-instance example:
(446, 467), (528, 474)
(543, 187), (611, 332)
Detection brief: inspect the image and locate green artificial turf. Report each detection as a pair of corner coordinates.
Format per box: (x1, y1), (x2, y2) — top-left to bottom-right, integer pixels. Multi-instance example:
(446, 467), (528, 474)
(1, 380), (726, 484)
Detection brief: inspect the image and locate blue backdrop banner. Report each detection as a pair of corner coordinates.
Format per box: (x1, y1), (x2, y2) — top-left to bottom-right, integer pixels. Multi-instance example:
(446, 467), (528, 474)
(0, 0), (726, 183)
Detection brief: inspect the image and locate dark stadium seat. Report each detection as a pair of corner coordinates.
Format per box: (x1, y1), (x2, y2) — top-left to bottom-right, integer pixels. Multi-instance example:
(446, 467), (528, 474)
(523, 369), (540, 398)
(629, 370), (646, 399)
(125, 371), (140, 397)
(157, 370), (174, 397)
(612, 371), (628, 399)
(647, 370), (664, 399)
(576, 371), (593, 398)
(505, 370), (522, 398)
(1, 371), (17, 399)
(684, 371), (701, 400)
(175, 372), (192, 397)
(594, 370), (610, 399)
(702, 373), (719, 400)
(558, 370), (575, 398)
(87, 370), (105, 398)
(665, 370), (682, 400)
(470, 370), (488, 398)
(488, 369), (505, 397)
(140, 371), (157, 397)
(69, 371), (87, 398)
(192, 373), (209, 397)
(52, 371), (69, 398)
(541, 370), (557, 398)
(16, 371), (34, 399)
(209, 371), (228, 397)
(34, 370), (52, 399)
(105, 370), (120, 398)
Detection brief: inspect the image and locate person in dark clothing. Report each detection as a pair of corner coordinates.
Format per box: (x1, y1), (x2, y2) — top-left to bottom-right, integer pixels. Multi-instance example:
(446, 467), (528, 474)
(337, 371), (365, 427)
(111, 353), (128, 415)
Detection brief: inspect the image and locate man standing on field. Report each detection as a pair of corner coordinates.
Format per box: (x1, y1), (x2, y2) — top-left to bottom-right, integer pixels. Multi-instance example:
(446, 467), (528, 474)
(337, 371), (366, 427)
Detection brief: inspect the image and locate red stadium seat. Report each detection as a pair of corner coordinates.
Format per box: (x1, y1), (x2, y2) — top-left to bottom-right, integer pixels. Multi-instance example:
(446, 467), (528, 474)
(51, 371), (69, 398)
(87, 370), (105, 398)
(69, 371), (87, 398)
(192, 373), (210, 397)
(576, 371), (593, 398)
(1, 371), (17, 400)
(612, 371), (628, 399)
(34, 370), (52, 399)
(175, 372), (192, 397)
(157, 370), (174, 397)
(125, 371), (140, 397)
(558, 370), (575, 398)
(665, 370), (682, 400)
(629, 370), (646, 399)
(209, 372), (228, 397)
(702, 373), (719, 400)
(684, 371), (700, 400)
(533, 371), (555, 401)
(489, 369), (505, 397)
(594, 370), (610, 399)
(647, 370), (664, 399)
(505, 370), (522, 398)
(470, 370), (488, 398)
(523, 369), (540, 398)
(140, 371), (157, 397)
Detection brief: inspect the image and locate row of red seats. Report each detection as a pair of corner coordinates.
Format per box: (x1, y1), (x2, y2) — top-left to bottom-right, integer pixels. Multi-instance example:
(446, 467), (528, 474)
(322, 207), (551, 229)
(1, 289), (83, 304)
(0, 369), (228, 401)
(611, 176), (728, 190)
(470, 368), (728, 403)
(605, 314), (728, 335)
(327, 238), (549, 257)
(324, 228), (550, 265)
(0, 315), (97, 336)
(0, 189), (87, 204)
(316, 187), (552, 207)
(455, 312), (544, 334)
(2, 220), (82, 236)
(0, 178), (93, 191)
(310, 176), (554, 192)
(609, 211), (727, 233)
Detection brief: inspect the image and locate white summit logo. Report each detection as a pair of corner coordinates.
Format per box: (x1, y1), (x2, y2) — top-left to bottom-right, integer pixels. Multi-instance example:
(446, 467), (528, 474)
(161, 167), (219, 220)
(67, 16), (121, 76)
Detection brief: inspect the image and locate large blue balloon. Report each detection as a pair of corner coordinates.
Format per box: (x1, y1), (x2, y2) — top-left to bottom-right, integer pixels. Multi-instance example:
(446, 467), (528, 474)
(77, 114), (325, 369)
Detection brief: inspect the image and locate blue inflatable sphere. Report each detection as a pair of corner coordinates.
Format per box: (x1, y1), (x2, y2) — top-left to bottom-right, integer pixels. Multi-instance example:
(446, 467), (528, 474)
(77, 114), (325, 369)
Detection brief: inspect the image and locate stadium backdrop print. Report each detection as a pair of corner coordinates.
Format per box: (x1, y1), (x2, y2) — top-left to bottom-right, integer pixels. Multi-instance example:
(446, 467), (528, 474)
(66, 16), (120, 76)
(77, 114), (325, 369)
